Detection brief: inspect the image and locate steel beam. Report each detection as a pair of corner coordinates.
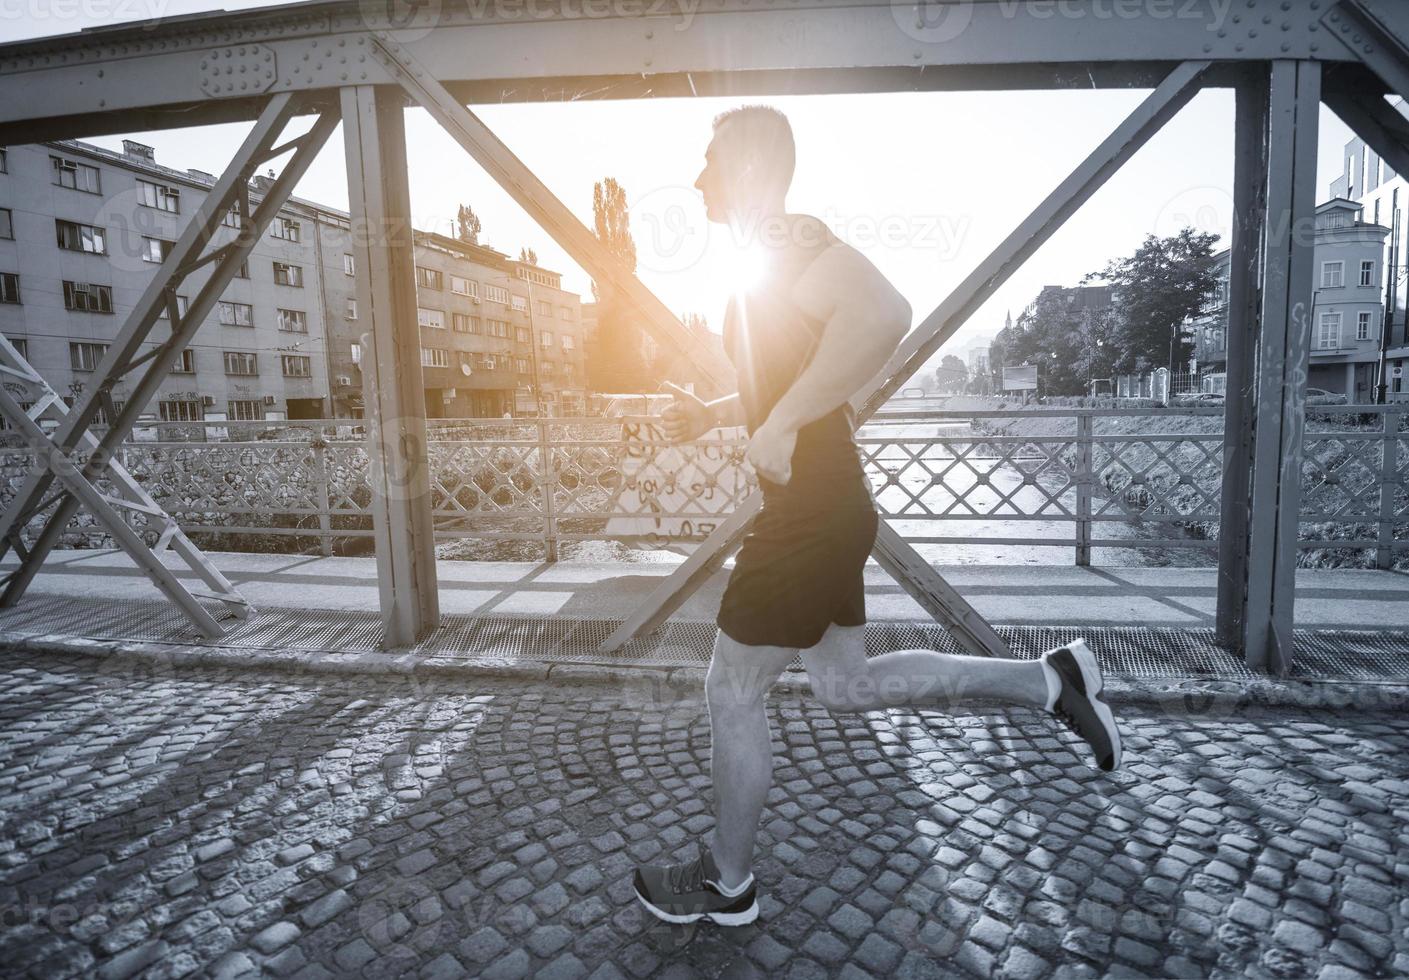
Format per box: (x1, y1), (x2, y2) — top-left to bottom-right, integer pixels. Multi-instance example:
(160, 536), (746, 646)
(602, 61), (1208, 653)
(0, 95), (339, 610)
(1324, 0), (1409, 107)
(853, 61), (1210, 417)
(0, 1), (1350, 143)
(341, 85), (440, 648)
(1216, 69), (1270, 651)
(1243, 60), (1321, 674)
(371, 34), (735, 397)
(1321, 67), (1409, 184)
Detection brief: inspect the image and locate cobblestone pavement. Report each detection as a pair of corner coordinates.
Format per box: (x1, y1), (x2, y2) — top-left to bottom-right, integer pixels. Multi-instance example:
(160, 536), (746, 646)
(1, 651), (1407, 980)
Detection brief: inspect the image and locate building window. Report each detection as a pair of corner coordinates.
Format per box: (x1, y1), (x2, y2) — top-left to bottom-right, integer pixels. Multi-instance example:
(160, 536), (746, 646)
(0, 273), (19, 305)
(9, 339), (27, 360)
(559, 305), (573, 320)
(51, 155), (100, 193)
(541, 360), (555, 376)
(222, 205), (243, 230)
(563, 364), (575, 384)
(277, 309), (308, 333)
(515, 326), (530, 343)
(223, 351), (258, 376)
(345, 298), (358, 320)
(343, 253), (355, 276)
(159, 399), (202, 422)
(219, 301), (254, 327)
(1357, 311), (1373, 341)
(282, 354), (312, 378)
(171, 349), (196, 374)
(350, 342), (362, 365)
(1320, 261), (1344, 288)
(1316, 312), (1341, 350)
(418, 307), (445, 330)
(488, 319), (511, 339)
(62, 281), (113, 314)
(0, 148), (7, 173)
(536, 300), (552, 316)
(1360, 260), (1376, 287)
(484, 283), (508, 304)
(561, 335), (575, 352)
(416, 266), (443, 290)
(233, 260), (249, 279)
(452, 312), (478, 334)
(140, 237), (174, 264)
(516, 357), (530, 374)
(136, 179), (180, 213)
(270, 217), (301, 242)
(55, 219), (106, 254)
(450, 275), (476, 297)
(421, 347), (449, 369)
(228, 399), (263, 421)
(156, 294), (190, 320)
(69, 341), (109, 371)
(512, 295), (528, 314)
(0, 208), (11, 239)
(273, 262), (304, 287)
(539, 330), (554, 349)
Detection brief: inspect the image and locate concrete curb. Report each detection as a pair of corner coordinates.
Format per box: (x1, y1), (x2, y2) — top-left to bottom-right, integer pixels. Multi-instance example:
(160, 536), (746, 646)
(3, 629), (1407, 714)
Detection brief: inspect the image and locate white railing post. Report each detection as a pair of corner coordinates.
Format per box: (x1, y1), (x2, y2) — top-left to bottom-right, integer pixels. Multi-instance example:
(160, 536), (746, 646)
(1377, 408), (1398, 571)
(538, 418), (558, 562)
(1076, 412), (1093, 566)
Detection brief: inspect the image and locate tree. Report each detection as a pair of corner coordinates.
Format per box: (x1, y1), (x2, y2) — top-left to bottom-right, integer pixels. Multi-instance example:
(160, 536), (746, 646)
(935, 354), (968, 393)
(587, 177), (653, 391)
(455, 204), (481, 245)
(518, 246), (538, 265)
(1084, 227), (1220, 376)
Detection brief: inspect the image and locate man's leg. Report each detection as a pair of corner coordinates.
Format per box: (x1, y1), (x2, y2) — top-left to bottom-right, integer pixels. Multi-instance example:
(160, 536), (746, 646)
(800, 623), (1050, 712)
(704, 628), (798, 889)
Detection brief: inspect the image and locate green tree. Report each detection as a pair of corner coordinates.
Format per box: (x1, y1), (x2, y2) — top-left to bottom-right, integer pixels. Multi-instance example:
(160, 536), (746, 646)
(455, 204), (481, 245)
(935, 354), (968, 393)
(1084, 227), (1220, 376)
(587, 177), (653, 391)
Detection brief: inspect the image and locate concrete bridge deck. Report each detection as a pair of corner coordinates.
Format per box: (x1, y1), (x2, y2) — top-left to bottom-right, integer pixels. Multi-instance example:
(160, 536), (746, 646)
(0, 551), (1405, 685)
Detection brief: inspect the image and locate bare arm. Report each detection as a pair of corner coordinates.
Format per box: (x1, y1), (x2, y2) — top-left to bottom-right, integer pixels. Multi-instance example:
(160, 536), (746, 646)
(761, 243), (911, 435)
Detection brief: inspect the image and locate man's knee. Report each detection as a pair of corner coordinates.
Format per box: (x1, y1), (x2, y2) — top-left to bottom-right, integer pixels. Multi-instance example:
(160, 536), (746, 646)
(806, 662), (872, 714)
(705, 631), (793, 711)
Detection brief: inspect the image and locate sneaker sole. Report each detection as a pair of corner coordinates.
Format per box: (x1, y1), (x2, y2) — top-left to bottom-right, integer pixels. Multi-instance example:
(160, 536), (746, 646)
(634, 889), (760, 926)
(1066, 638), (1122, 771)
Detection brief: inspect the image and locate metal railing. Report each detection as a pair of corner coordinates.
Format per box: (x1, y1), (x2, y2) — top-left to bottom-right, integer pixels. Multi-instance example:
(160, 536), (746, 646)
(2, 406), (1404, 567)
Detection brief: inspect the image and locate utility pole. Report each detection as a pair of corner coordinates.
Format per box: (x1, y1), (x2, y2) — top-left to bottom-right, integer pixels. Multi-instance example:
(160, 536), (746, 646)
(1375, 204), (1400, 404)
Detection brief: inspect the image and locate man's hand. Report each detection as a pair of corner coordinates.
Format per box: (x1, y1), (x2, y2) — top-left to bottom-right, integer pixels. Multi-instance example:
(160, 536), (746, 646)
(746, 420), (798, 485)
(658, 381), (714, 444)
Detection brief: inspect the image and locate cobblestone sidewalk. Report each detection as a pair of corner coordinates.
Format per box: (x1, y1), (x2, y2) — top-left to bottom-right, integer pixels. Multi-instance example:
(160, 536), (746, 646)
(1, 650), (1407, 979)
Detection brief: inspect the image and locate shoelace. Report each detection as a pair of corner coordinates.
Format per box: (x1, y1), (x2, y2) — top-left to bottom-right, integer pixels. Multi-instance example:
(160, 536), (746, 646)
(667, 855), (707, 895)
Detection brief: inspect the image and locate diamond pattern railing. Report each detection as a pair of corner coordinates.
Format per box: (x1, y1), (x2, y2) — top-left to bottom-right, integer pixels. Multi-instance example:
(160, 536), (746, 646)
(0, 407), (1403, 566)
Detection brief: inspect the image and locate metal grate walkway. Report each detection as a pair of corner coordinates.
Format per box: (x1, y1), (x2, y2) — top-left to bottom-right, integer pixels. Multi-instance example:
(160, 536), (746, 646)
(0, 594), (1406, 682)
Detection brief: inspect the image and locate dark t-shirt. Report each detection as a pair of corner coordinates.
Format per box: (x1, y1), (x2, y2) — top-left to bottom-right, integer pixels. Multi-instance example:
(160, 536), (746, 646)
(722, 214), (858, 463)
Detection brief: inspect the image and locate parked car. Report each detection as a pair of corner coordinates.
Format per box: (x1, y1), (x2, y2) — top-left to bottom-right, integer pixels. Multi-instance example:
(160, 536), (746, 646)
(1304, 387), (1348, 406)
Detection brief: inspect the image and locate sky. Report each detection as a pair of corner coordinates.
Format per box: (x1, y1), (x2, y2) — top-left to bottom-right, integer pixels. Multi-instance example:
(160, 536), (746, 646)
(1, 0), (1357, 367)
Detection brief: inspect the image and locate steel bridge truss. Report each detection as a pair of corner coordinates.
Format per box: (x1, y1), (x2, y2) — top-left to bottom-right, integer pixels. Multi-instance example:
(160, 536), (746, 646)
(0, 0), (1405, 668)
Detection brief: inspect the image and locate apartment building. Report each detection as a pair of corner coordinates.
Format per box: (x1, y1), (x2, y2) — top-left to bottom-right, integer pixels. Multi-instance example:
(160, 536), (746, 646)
(1190, 200), (1389, 401)
(1328, 118), (1407, 398)
(0, 139), (331, 424)
(0, 138), (589, 426)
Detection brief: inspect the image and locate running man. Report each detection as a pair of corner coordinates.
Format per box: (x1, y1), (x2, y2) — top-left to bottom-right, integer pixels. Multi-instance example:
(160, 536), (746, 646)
(632, 106), (1121, 928)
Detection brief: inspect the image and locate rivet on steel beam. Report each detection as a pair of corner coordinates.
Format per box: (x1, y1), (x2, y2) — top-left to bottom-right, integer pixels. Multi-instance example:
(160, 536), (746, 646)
(1281, 42), (1290, 52)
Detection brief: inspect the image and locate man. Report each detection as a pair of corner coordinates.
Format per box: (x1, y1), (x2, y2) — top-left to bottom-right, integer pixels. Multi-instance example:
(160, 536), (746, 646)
(631, 106), (1121, 928)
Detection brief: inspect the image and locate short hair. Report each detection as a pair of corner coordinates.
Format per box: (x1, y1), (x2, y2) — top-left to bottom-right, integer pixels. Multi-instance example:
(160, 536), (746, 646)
(712, 105), (795, 192)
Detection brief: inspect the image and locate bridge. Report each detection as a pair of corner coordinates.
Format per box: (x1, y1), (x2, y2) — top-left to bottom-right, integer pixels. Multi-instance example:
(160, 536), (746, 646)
(2, 4), (1409, 977)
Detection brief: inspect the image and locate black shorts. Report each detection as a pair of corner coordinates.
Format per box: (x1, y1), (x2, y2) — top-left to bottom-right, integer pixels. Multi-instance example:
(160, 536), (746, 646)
(716, 441), (879, 650)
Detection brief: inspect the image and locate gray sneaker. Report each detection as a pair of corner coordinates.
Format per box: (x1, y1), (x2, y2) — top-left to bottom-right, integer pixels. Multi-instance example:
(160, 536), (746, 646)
(632, 845), (759, 926)
(1042, 638), (1122, 771)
